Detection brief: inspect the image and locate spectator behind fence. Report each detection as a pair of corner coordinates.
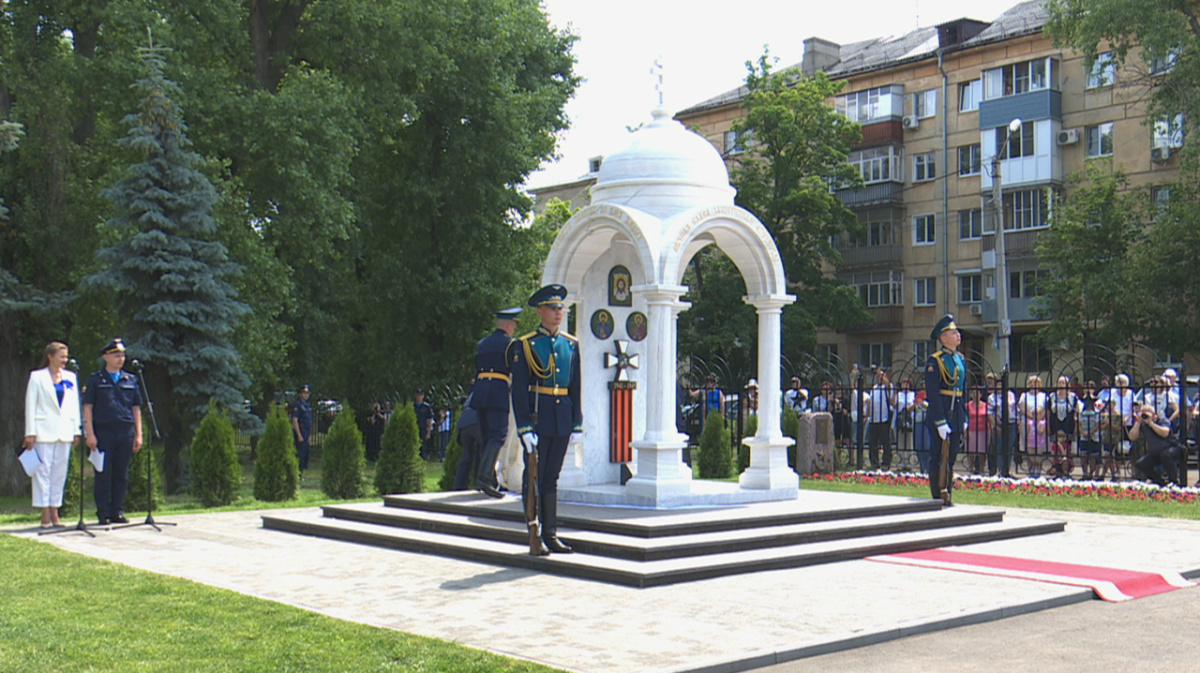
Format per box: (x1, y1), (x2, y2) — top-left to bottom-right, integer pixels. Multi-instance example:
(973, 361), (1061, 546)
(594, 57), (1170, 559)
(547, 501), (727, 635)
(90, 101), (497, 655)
(1128, 404), (1182, 487)
(866, 368), (894, 470)
(1019, 375), (1048, 477)
(784, 376), (809, 413)
(1100, 399), (1126, 480)
(913, 379), (930, 473)
(986, 373), (1019, 479)
(894, 378), (917, 455)
(1110, 374), (1136, 433)
(1048, 375), (1080, 449)
(364, 402), (386, 463)
(965, 386), (988, 474)
(1077, 382), (1103, 480)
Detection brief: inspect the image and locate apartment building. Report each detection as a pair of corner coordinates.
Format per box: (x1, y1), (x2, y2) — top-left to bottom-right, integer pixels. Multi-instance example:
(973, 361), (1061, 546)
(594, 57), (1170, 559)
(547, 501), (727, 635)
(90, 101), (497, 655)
(675, 0), (1181, 377)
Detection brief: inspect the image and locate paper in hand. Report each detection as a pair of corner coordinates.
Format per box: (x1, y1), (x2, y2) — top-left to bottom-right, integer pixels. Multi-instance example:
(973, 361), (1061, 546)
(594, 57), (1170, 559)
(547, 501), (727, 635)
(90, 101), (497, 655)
(18, 448), (41, 477)
(88, 449), (104, 473)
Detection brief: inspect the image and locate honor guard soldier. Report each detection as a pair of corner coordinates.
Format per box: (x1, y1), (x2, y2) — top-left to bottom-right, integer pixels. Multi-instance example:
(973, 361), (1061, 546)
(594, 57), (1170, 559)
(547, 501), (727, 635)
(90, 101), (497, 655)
(924, 315), (966, 504)
(290, 384), (313, 472)
(468, 307), (521, 498)
(511, 284), (581, 554)
(81, 338), (143, 525)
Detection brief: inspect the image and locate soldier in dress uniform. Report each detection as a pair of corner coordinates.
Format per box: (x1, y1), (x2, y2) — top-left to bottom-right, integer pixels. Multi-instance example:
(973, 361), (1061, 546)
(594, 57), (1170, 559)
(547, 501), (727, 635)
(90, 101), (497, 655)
(468, 307), (521, 498)
(511, 284), (581, 554)
(81, 338), (143, 525)
(290, 384), (313, 472)
(924, 314), (966, 504)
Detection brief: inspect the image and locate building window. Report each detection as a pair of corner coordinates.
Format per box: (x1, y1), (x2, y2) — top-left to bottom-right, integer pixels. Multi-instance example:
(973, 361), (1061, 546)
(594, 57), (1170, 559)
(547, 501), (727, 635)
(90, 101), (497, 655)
(913, 152), (937, 182)
(1085, 122), (1115, 157)
(1010, 269), (1047, 298)
(959, 274), (983, 303)
(1013, 333), (1050, 372)
(1153, 113), (1184, 149)
(836, 85), (904, 123)
(913, 89), (937, 119)
(958, 79), (982, 112)
(724, 129), (752, 155)
(1150, 51), (1178, 75)
(1002, 188), (1051, 231)
(913, 214), (936, 245)
(958, 144), (982, 176)
(816, 344), (838, 368)
(914, 341), (933, 365)
(858, 343), (893, 370)
(914, 277), (937, 306)
(959, 209), (984, 240)
(1086, 52), (1115, 89)
(983, 57), (1055, 99)
(848, 146), (902, 184)
(996, 123), (1035, 159)
(852, 270), (903, 307)
(1151, 185), (1171, 221)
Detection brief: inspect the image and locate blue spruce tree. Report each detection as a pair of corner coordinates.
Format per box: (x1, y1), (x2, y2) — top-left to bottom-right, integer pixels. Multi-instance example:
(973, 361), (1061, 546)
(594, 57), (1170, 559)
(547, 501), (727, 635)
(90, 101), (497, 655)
(84, 40), (256, 492)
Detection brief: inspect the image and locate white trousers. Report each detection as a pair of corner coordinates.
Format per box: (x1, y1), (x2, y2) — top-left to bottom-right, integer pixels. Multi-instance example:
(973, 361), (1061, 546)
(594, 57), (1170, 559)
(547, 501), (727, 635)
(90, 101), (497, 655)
(32, 441), (71, 508)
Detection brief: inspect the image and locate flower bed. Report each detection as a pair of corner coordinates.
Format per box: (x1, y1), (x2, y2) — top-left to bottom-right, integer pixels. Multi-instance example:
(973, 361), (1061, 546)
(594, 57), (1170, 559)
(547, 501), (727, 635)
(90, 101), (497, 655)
(808, 471), (1200, 504)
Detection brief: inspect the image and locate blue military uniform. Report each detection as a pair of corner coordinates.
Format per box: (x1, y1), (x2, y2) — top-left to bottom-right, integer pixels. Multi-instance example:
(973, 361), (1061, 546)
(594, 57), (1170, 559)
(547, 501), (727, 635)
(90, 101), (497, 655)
(81, 338), (143, 523)
(924, 315), (966, 502)
(453, 391), (484, 490)
(511, 284), (581, 554)
(468, 307), (521, 498)
(290, 386), (312, 471)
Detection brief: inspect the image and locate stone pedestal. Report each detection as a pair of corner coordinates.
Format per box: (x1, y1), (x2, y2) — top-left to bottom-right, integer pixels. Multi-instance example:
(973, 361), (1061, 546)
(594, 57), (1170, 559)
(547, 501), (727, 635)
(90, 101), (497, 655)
(624, 436), (693, 501)
(796, 412), (835, 475)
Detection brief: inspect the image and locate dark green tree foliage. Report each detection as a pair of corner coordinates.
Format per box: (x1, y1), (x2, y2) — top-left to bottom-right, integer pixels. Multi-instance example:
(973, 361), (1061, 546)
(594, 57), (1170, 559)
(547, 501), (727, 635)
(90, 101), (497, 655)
(375, 403), (425, 496)
(781, 408), (801, 473)
(728, 54), (870, 356)
(59, 446), (84, 520)
(82, 43), (254, 492)
(1130, 181), (1200, 354)
(254, 405), (298, 502)
(321, 406), (366, 499)
(188, 403), (241, 507)
(439, 424), (465, 492)
(697, 410), (733, 479)
(125, 427), (165, 513)
(737, 413), (758, 473)
(1035, 162), (1142, 349)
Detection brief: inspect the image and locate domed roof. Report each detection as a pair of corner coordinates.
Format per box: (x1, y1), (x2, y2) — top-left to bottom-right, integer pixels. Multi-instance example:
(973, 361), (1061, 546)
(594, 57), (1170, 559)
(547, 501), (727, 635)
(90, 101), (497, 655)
(591, 107), (734, 217)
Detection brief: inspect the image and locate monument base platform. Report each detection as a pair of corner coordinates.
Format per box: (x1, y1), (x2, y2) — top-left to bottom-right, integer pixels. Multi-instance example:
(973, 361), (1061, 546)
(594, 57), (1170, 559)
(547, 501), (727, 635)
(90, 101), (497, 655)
(558, 479), (798, 508)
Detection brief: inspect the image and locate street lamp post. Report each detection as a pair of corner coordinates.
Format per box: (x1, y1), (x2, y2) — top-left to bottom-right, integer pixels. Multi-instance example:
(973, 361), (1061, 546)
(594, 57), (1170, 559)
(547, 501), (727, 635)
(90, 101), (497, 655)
(992, 118), (1022, 371)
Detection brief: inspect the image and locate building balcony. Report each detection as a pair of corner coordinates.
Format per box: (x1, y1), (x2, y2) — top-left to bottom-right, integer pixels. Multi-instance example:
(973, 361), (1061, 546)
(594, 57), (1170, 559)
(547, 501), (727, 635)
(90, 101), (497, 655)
(856, 120), (903, 147)
(844, 305), (904, 332)
(980, 296), (1044, 323)
(836, 243), (903, 269)
(836, 181), (904, 209)
(981, 228), (1042, 262)
(979, 89), (1062, 130)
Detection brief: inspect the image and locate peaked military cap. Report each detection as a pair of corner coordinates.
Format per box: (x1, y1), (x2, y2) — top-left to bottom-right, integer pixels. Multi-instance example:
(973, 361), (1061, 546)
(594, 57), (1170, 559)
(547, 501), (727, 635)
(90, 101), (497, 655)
(528, 284), (568, 308)
(101, 338), (126, 355)
(494, 307), (522, 320)
(930, 314), (957, 341)
(299, 384), (311, 392)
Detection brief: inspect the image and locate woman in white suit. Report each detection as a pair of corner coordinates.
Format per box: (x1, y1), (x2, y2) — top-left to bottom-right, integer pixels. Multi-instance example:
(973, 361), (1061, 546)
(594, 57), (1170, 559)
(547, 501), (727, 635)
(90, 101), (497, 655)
(23, 341), (81, 528)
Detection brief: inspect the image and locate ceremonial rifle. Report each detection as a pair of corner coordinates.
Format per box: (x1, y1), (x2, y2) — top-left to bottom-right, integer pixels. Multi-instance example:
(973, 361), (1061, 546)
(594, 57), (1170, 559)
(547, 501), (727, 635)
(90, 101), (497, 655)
(938, 436), (952, 506)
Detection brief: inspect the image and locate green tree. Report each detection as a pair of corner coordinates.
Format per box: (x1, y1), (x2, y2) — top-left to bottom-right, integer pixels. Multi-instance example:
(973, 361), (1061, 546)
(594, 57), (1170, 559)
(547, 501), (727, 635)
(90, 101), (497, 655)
(720, 53), (869, 362)
(188, 403), (241, 507)
(82, 42), (255, 492)
(1035, 162), (1143, 349)
(321, 406), (366, 499)
(254, 405), (298, 502)
(375, 403), (425, 496)
(696, 410), (733, 479)
(1126, 180), (1200, 355)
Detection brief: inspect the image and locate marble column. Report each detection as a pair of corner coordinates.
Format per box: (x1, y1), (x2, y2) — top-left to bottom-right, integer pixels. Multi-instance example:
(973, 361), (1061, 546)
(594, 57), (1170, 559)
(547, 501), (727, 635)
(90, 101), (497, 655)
(558, 301), (586, 487)
(739, 293), (799, 490)
(625, 284), (693, 501)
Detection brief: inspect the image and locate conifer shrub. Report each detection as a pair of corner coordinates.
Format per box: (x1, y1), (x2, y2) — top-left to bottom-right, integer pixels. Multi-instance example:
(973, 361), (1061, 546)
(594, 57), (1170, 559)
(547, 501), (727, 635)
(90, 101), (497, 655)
(254, 405), (298, 502)
(438, 422), (465, 492)
(189, 403), (241, 507)
(59, 445), (84, 519)
(697, 410), (733, 479)
(321, 406), (366, 499)
(375, 403), (425, 495)
(737, 413), (758, 473)
(781, 408), (801, 472)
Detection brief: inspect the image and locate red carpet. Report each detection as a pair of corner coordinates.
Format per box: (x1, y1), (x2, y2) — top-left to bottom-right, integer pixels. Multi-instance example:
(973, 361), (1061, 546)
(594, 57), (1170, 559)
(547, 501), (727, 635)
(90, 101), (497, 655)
(868, 549), (1194, 602)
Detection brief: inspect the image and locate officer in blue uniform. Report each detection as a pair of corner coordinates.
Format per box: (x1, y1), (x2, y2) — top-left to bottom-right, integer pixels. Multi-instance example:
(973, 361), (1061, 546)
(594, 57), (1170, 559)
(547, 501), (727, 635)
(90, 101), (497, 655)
(468, 307), (521, 498)
(924, 314), (966, 504)
(81, 338), (143, 525)
(511, 285), (581, 554)
(290, 384), (312, 472)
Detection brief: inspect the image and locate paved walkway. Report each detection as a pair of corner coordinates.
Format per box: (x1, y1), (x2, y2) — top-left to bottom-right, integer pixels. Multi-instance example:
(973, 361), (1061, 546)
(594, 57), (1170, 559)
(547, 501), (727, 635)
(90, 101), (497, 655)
(9, 503), (1200, 673)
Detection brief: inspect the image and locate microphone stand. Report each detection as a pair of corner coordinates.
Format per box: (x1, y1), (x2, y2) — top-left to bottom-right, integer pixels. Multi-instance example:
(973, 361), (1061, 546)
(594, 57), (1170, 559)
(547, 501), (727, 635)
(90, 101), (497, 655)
(42, 359), (96, 537)
(112, 360), (175, 531)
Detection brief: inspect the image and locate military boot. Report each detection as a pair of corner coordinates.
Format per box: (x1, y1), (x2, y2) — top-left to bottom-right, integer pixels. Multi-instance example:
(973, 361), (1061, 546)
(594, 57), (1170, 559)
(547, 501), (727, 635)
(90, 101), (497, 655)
(541, 493), (573, 554)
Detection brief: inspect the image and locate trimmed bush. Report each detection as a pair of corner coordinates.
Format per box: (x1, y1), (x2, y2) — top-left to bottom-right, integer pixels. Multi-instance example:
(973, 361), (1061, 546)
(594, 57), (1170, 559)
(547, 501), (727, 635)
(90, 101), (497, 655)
(438, 420), (465, 492)
(189, 403), (241, 507)
(375, 403), (424, 496)
(321, 406), (366, 499)
(254, 405), (298, 502)
(781, 407), (801, 472)
(736, 413), (758, 473)
(697, 410), (733, 479)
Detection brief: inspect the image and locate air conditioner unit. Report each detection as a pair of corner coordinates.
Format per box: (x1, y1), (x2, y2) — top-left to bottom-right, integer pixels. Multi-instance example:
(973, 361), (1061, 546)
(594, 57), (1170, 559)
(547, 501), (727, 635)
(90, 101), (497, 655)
(902, 115), (920, 130)
(969, 304), (983, 316)
(1151, 146), (1172, 163)
(1056, 128), (1079, 145)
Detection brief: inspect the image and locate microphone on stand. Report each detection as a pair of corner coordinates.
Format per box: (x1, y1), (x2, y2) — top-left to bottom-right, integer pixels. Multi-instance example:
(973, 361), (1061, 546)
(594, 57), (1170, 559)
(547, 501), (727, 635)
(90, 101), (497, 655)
(128, 359), (144, 373)
(66, 358), (79, 372)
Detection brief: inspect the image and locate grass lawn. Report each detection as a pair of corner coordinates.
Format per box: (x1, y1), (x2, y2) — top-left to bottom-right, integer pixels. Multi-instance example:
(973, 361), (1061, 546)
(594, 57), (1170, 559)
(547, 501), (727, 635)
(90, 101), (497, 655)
(0, 534), (561, 673)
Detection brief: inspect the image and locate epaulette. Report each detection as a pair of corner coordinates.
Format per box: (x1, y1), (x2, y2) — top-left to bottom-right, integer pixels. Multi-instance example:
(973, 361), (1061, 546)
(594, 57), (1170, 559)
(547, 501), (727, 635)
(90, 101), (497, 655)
(518, 330), (538, 341)
(561, 332), (578, 343)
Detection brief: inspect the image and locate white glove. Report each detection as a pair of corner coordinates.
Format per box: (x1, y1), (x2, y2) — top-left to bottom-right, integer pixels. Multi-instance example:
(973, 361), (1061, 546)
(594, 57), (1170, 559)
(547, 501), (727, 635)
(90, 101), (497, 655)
(569, 431), (583, 445)
(937, 423), (951, 440)
(520, 432), (538, 453)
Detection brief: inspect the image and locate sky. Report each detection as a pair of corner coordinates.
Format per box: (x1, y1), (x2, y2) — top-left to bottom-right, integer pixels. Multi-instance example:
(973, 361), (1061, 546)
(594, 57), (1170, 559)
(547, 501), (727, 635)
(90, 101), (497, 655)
(529, 0), (1013, 188)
